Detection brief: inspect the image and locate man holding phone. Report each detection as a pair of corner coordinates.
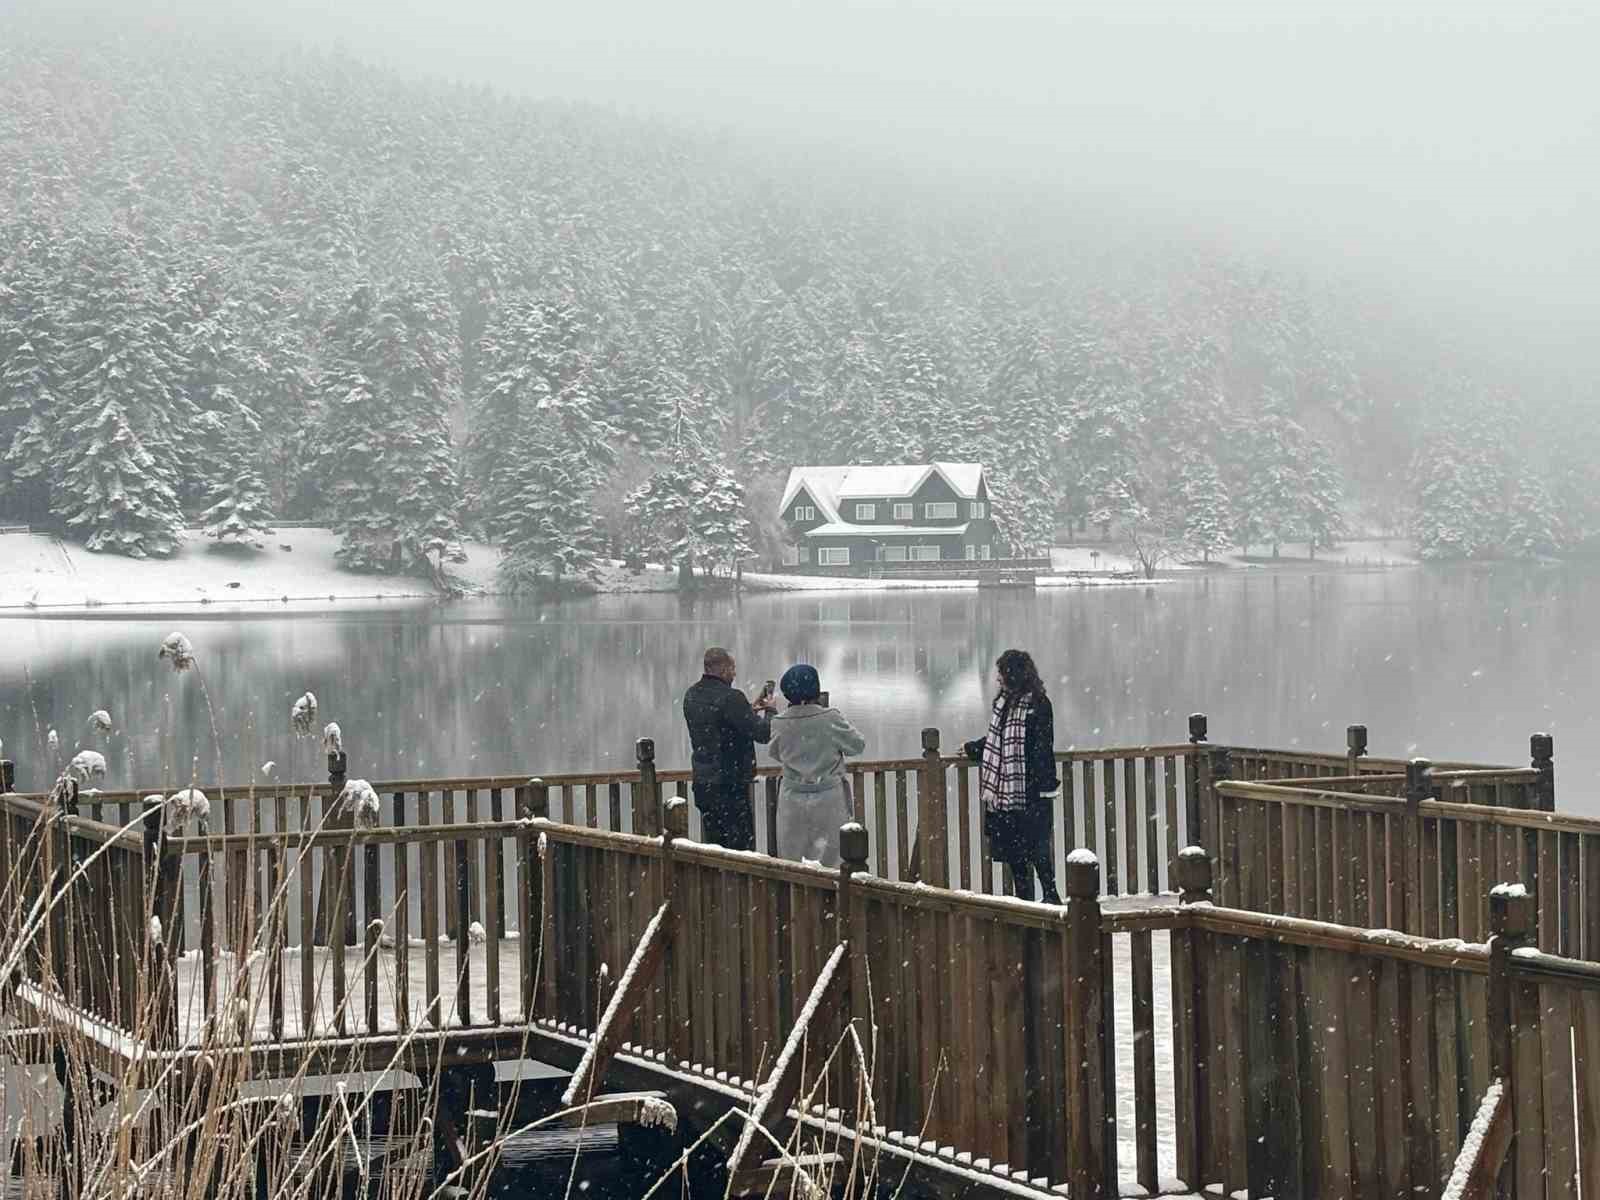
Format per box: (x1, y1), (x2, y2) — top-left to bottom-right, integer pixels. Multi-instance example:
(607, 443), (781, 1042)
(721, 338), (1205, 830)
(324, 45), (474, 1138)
(682, 646), (776, 851)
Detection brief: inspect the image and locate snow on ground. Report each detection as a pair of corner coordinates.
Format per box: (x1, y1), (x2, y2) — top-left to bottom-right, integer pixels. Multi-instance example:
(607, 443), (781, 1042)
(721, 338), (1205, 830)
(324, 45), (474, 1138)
(0, 529), (503, 612)
(1051, 536), (1416, 574)
(740, 571), (980, 592)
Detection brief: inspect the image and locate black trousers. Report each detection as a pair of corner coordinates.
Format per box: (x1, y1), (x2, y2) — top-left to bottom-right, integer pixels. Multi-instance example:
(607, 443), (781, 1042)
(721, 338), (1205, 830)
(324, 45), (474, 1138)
(987, 804), (1062, 904)
(694, 782), (757, 852)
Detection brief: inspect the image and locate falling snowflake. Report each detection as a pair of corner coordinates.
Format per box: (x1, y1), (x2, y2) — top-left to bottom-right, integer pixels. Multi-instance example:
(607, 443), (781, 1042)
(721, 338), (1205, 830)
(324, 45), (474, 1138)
(47, 728), (59, 758)
(158, 632), (196, 671)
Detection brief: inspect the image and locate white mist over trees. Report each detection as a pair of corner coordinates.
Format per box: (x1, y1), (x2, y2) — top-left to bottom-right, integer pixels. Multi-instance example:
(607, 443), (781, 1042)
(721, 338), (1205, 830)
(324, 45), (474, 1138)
(0, 28), (1595, 576)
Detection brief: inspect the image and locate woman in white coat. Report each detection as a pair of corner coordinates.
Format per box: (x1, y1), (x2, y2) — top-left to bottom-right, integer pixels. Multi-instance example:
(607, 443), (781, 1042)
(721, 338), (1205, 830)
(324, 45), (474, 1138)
(768, 664), (866, 866)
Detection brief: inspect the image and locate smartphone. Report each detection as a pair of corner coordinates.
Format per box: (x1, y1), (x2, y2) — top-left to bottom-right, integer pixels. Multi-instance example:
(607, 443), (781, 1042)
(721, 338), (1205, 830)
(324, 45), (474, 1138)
(817, 691), (829, 707)
(760, 680), (776, 702)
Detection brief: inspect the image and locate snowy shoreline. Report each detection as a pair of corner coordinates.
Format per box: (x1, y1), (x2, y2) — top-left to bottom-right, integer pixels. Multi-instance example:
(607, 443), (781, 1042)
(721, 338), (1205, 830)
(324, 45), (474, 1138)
(0, 527), (1417, 617)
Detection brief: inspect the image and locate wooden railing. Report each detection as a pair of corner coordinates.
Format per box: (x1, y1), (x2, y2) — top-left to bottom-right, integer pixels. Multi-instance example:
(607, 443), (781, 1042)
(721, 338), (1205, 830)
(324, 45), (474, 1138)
(12, 753), (1598, 1200)
(1210, 761), (1592, 956)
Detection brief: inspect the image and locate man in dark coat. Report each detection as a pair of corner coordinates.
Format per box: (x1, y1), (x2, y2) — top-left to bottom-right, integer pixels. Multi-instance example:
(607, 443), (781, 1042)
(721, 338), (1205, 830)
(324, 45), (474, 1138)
(683, 646), (775, 850)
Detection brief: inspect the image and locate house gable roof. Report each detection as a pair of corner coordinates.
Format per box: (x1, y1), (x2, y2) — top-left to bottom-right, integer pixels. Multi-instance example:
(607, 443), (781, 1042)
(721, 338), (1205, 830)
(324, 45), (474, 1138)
(779, 463), (985, 519)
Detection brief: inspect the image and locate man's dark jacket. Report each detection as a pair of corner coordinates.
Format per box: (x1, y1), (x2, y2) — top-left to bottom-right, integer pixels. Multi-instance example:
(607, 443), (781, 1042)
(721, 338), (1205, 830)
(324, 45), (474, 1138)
(683, 674), (772, 803)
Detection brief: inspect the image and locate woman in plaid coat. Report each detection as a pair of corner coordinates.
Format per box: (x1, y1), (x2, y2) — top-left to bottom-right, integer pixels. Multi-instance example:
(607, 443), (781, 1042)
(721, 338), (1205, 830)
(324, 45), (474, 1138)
(961, 649), (1062, 903)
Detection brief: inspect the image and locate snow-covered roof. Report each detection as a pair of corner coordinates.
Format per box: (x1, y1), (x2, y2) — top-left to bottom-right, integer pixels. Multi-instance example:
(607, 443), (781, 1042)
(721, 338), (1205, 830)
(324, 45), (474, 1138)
(779, 463), (986, 519)
(803, 522), (971, 539)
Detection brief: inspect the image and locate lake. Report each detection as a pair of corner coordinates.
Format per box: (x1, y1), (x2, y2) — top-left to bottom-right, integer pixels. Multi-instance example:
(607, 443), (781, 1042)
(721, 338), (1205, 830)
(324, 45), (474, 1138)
(2, 563), (1597, 812)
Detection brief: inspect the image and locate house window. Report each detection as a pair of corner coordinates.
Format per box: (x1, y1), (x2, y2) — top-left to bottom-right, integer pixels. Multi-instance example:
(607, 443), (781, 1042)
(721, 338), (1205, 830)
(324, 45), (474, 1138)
(893, 503), (913, 521)
(979, 544), (992, 560)
(924, 502), (958, 520)
(855, 503), (876, 521)
(818, 547), (851, 566)
(964, 545), (976, 561)
(794, 505), (816, 521)
(970, 501), (988, 519)
(910, 545), (941, 561)
(883, 545), (908, 562)
(799, 545), (811, 563)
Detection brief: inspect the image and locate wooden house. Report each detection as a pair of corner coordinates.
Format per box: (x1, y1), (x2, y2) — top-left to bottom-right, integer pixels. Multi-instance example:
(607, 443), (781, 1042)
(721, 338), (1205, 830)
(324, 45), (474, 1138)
(777, 463), (1000, 569)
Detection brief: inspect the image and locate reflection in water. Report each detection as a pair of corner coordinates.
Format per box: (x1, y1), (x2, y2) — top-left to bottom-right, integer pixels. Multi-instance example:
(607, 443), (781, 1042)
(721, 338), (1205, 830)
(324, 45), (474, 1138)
(1, 564), (1597, 810)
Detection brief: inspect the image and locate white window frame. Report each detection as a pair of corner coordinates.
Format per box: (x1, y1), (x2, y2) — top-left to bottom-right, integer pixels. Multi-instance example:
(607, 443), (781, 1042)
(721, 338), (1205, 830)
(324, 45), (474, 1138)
(883, 545), (908, 562)
(818, 547), (850, 566)
(794, 504), (816, 521)
(855, 503), (876, 521)
(964, 544), (976, 561)
(893, 502), (913, 521)
(910, 545), (941, 562)
(970, 501), (988, 519)
(924, 502), (958, 520)
(979, 544), (992, 560)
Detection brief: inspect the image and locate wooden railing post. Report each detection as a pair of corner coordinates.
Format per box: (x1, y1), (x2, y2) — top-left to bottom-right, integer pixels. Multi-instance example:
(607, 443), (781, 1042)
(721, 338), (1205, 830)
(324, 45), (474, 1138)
(918, 728), (949, 889)
(1346, 724), (1368, 777)
(838, 821), (869, 1133)
(517, 779), (550, 1020)
(1530, 733), (1554, 812)
(1171, 847), (1213, 1192)
(635, 738), (661, 839)
(1402, 758), (1431, 934)
(1195, 742), (1230, 903)
(663, 795), (688, 1060)
(1063, 850), (1115, 1200)
(1186, 714), (1207, 847)
(0, 758), (13, 793)
(142, 794), (179, 1047)
(1488, 881), (1538, 1198)
(763, 776), (780, 855)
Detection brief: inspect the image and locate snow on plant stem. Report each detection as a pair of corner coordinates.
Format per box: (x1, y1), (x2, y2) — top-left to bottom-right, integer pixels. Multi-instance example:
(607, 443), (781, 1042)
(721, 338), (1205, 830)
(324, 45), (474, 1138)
(68, 750), (107, 783)
(339, 779), (381, 827)
(291, 692), (318, 737)
(322, 722), (343, 755)
(87, 709), (112, 733)
(158, 631), (195, 671)
(168, 787), (210, 825)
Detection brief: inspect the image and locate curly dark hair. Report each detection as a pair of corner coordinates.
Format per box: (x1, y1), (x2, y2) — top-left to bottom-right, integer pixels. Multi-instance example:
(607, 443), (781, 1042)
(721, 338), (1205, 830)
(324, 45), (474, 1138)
(995, 649), (1047, 701)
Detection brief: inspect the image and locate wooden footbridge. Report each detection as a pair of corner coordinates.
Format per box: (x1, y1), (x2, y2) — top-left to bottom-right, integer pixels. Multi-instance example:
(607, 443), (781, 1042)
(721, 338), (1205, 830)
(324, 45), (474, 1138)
(2, 719), (1596, 1198)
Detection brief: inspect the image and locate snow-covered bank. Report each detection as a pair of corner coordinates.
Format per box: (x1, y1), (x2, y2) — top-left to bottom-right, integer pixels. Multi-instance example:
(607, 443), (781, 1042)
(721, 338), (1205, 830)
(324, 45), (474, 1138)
(739, 571), (979, 592)
(0, 529), (502, 613)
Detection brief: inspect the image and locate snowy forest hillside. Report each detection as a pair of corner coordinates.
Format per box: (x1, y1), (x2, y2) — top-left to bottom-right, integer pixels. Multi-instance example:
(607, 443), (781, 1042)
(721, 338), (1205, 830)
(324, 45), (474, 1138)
(0, 28), (1594, 582)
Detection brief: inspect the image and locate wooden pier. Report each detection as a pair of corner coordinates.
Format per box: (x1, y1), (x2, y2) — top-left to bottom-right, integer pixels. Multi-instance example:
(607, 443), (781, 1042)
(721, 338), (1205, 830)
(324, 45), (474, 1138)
(0, 720), (1592, 1198)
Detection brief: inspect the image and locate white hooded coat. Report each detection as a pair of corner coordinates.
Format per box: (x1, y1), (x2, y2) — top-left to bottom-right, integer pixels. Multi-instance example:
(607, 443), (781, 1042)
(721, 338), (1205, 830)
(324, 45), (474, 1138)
(768, 703), (867, 866)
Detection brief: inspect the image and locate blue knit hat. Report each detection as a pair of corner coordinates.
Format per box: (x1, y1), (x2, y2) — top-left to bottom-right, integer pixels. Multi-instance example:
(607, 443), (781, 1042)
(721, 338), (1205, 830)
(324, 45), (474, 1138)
(780, 663), (822, 704)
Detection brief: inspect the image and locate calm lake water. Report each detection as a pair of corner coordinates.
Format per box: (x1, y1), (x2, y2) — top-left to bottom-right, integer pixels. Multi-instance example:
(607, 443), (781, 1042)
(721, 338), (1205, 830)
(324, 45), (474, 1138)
(2, 563), (1598, 812)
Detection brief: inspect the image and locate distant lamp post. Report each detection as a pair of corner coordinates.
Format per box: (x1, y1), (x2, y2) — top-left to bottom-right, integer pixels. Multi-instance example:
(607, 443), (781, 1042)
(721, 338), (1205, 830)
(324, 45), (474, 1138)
(1090, 549), (1100, 572)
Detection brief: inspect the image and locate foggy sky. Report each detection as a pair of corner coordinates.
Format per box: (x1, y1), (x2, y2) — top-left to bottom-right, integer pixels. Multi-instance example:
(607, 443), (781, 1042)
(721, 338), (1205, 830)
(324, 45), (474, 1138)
(18, 0), (1600, 351)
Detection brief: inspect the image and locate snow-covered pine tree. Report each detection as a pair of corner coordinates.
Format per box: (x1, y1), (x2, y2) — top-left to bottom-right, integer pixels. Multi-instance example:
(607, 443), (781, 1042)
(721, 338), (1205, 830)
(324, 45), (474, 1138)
(56, 395), (185, 556)
(624, 433), (756, 584)
(0, 274), (63, 522)
(1232, 398), (1312, 558)
(1301, 449), (1346, 558)
(316, 284), (466, 576)
(1176, 456), (1231, 562)
(496, 423), (607, 589)
(48, 235), (190, 556)
(1412, 450), (1501, 560)
(199, 466), (275, 548)
(1504, 476), (1561, 559)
